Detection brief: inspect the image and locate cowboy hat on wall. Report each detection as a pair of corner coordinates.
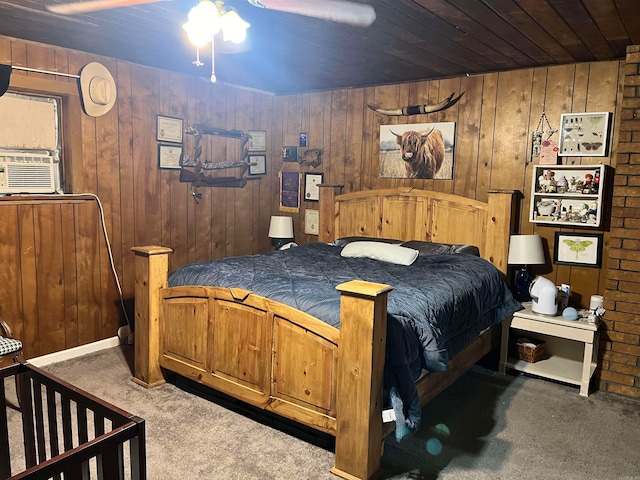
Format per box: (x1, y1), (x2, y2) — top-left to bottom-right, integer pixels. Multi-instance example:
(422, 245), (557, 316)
(79, 62), (117, 117)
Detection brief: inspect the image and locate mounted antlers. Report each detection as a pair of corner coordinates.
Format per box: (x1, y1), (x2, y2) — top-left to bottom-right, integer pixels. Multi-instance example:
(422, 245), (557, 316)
(367, 91), (465, 116)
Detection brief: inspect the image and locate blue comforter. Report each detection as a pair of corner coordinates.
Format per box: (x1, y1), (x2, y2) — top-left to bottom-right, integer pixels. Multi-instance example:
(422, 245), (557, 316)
(168, 242), (521, 440)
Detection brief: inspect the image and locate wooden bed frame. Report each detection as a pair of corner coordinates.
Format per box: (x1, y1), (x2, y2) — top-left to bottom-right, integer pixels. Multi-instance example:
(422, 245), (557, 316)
(132, 186), (515, 480)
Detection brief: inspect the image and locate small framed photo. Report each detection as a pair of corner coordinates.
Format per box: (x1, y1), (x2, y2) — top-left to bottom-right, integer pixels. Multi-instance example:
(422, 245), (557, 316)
(282, 146), (298, 162)
(248, 130), (266, 151)
(157, 115), (183, 143)
(304, 172), (324, 202)
(554, 232), (603, 268)
(158, 144), (183, 169)
(248, 154), (266, 175)
(558, 112), (610, 157)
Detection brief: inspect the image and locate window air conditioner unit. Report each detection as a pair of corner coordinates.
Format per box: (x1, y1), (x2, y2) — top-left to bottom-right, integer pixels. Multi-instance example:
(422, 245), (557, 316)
(0, 152), (59, 194)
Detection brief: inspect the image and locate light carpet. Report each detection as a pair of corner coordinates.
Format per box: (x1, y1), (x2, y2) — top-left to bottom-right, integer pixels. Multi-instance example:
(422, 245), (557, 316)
(5, 345), (640, 480)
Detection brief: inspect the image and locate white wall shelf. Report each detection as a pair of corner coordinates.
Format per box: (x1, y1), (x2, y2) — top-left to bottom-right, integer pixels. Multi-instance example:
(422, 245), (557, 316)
(530, 164), (608, 227)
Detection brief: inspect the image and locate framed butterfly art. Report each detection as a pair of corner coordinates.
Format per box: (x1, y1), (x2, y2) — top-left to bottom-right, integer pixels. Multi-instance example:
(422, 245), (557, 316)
(558, 112), (610, 157)
(554, 232), (604, 268)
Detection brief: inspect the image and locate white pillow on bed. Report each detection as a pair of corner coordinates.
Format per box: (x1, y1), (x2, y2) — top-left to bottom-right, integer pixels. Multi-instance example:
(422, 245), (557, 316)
(340, 241), (419, 266)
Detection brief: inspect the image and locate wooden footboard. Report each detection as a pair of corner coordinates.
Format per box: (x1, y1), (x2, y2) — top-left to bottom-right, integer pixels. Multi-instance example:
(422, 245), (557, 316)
(132, 246), (393, 479)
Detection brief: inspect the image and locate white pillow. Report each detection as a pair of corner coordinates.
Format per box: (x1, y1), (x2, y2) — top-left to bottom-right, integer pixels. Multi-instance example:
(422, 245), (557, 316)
(340, 241), (419, 266)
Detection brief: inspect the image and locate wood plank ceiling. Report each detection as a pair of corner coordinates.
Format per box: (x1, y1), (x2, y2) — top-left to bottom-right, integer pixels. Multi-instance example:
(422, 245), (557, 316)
(1, 0), (639, 95)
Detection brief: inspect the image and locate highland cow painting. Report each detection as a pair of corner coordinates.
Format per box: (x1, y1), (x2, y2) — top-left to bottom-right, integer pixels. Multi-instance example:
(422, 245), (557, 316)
(379, 122), (455, 179)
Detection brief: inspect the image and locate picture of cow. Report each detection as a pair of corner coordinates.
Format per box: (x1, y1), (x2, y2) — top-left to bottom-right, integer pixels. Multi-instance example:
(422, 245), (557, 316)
(379, 122), (455, 179)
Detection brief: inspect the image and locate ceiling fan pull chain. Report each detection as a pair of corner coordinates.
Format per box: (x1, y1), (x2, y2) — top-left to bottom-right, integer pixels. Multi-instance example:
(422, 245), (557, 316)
(193, 47), (204, 67)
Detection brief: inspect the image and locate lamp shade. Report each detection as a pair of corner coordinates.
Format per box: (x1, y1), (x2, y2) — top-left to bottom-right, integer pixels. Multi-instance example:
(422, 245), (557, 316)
(507, 234), (545, 266)
(268, 216), (293, 239)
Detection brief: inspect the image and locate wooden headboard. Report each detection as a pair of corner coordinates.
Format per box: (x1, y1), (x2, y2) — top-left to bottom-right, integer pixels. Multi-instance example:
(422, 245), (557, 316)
(318, 186), (516, 275)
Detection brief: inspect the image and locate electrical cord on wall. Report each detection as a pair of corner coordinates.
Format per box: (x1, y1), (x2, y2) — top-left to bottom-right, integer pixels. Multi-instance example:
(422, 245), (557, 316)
(62, 193), (132, 337)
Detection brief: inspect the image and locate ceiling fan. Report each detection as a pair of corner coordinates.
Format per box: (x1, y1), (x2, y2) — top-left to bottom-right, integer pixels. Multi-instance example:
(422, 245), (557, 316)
(45, 0), (377, 27)
(46, 0), (376, 83)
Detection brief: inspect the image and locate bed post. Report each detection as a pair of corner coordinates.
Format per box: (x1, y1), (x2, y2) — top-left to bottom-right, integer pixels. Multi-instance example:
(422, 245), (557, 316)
(485, 190), (517, 275)
(318, 184), (344, 243)
(131, 246), (173, 388)
(331, 280), (393, 480)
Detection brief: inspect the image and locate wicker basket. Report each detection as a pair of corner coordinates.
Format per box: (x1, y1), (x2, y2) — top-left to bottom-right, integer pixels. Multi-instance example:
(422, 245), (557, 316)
(511, 337), (545, 363)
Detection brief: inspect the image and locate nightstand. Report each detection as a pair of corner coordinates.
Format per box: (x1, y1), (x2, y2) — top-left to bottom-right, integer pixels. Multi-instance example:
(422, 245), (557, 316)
(499, 302), (600, 396)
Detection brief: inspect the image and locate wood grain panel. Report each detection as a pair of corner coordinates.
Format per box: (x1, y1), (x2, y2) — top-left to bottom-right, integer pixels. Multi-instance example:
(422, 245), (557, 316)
(476, 72), (499, 203)
(95, 57), (122, 336)
(431, 200), (486, 248)
(0, 206), (22, 343)
(272, 317), (336, 414)
(131, 64), (162, 247)
(454, 75), (483, 199)
(115, 61), (136, 309)
(34, 204), (66, 355)
(163, 298), (208, 369)
(75, 201), (102, 345)
(18, 205), (38, 357)
(212, 300), (271, 393)
(61, 204), (79, 349)
(380, 196), (423, 240)
(337, 197), (382, 239)
(492, 68), (534, 191)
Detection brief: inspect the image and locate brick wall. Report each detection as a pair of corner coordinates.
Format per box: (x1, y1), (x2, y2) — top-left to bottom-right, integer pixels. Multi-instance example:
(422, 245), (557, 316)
(598, 45), (640, 398)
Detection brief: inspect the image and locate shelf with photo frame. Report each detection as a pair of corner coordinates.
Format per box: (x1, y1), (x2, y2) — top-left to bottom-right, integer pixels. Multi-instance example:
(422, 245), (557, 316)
(529, 164), (609, 227)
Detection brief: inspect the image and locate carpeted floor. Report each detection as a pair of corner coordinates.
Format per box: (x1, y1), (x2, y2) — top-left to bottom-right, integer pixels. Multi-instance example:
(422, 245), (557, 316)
(5, 345), (640, 479)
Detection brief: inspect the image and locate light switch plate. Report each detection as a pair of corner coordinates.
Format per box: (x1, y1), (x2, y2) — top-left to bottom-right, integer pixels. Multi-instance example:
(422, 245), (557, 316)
(304, 209), (319, 235)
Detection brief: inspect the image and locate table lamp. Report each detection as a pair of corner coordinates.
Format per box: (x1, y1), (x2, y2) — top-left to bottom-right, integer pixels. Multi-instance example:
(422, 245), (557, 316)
(269, 216), (294, 250)
(507, 234), (545, 302)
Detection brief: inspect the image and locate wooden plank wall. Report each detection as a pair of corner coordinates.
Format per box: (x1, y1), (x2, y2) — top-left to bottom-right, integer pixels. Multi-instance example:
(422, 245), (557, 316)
(0, 34), (623, 359)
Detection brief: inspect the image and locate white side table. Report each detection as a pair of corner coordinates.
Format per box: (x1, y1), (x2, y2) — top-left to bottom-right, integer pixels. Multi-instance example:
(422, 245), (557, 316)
(499, 302), (600, 396)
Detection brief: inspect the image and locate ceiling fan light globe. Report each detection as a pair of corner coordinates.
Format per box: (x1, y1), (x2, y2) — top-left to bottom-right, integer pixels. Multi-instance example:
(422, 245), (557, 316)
(191, 0), (220, 23)
(183, 23), (213, 47)
(183, 0), (222, 47)
(220, 11), (249, 44)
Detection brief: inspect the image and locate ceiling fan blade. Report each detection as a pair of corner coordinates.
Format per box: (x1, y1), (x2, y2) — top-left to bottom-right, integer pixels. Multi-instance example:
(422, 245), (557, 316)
(46, 0), (165, 15)
(250, 0), (376, 27)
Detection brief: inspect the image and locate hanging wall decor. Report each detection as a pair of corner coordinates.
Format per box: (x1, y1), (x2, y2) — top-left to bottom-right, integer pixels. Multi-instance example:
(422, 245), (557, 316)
(298, 148), (322, 168)
(379, 122), (455, 179)
(279, 171), (301, 212)
(531, 111), (558, 163)
(179, 124), (251, 188)
(368, 91), (464, 116)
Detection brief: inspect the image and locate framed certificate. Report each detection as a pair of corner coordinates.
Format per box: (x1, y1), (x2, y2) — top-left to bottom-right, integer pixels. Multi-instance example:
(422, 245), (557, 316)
(158, 144), (183, 169)
(248, 154), (266, 175)
(157, 115), (183, 143)
(248, 130), (266, 151)
(304, 172), (324, 202)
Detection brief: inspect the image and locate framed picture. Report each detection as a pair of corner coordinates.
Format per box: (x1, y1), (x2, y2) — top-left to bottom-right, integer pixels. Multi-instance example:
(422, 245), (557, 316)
(157, 115), (183, 143)
(248, 154), (266, 175)
(279, 171), (301, 212)
(554, 232), (603, 268)
(379, 122), (456, 179)
(282, 146), (298, 162)
(158, 144), (183, 169)
(558, 112), (610, 157)
(304, 172), (324, 201)
(248, 130), (266, 151)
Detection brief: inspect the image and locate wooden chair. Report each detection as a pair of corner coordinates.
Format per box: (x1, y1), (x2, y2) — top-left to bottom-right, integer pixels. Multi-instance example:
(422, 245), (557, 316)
(0, 306), (22, 368)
